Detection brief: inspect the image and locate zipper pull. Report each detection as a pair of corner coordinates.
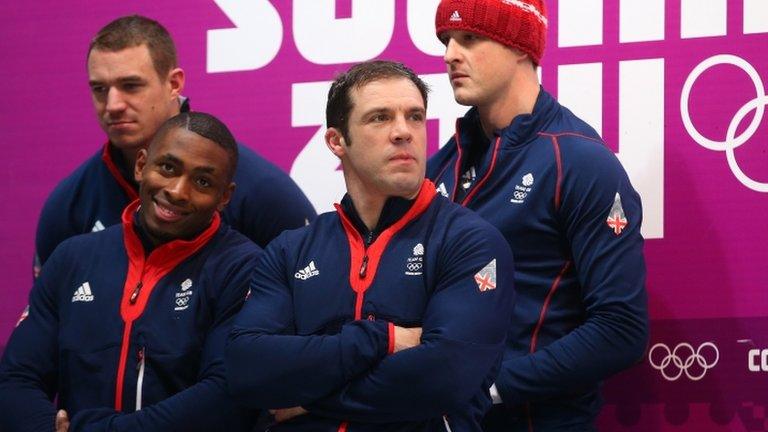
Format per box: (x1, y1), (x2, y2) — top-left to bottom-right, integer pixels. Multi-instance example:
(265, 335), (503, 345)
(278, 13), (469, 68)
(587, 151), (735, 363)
(136, 347), (145, 370)
(129, 282), (143, 304)
(136, 346), (146, 411)
(359, 255), (369, 278)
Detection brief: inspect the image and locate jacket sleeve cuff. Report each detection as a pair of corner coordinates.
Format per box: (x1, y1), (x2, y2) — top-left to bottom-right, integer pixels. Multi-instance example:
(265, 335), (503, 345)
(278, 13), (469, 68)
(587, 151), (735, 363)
(387, 322), (395, 354)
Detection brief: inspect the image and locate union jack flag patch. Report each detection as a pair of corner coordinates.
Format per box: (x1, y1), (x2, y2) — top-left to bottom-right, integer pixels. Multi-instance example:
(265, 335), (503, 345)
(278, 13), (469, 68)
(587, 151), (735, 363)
(606, 192), (628, 235)
(474, 259), (497, 292)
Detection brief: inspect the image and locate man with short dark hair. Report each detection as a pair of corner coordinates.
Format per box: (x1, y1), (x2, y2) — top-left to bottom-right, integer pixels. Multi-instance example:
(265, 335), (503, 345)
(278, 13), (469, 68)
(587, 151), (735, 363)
(225, 60), (516, 431)
(0, 112), (260, 432)
(34, 15), (315, 277)
(428, 1), (649, 430)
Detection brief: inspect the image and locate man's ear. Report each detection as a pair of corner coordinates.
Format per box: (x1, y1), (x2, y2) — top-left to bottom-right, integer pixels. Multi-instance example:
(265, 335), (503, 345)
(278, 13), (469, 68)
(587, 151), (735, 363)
(509, 47), (530, 65)
(167, 67), (185, 100)
(325, 127), (347, 158)
(134, 149), (149, 183)
(217, 182), (235, 212)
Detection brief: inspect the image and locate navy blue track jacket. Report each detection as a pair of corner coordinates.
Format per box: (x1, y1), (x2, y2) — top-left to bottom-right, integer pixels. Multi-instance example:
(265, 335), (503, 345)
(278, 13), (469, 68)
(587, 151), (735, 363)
(226, 180), (516, 431)
(427, 89), (649, 431)
(35, 136), (315, 274)
(1, 201), (261, 431)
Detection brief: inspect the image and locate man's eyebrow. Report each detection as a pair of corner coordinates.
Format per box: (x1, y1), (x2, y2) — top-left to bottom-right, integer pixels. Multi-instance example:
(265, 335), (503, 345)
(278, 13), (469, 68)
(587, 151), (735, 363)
(155, 153), (183, 165)
(157, 153), (219, 174)
(191, 166), (217, 174)
(360, 107), (391, 117)
(88, 75), (147, 86)
(360, 105), (425, 117)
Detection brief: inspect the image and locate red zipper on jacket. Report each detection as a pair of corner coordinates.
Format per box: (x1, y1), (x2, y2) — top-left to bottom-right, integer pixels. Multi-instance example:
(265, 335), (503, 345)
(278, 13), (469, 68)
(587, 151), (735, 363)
(335, 180), (437, 320)
(332, 181), (436, 430)
(113, 200), (221, 411)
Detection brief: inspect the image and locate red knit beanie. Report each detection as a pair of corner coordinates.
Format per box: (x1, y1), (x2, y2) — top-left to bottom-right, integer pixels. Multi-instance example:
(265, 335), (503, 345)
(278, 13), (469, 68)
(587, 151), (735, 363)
(435, 0), (548, 65)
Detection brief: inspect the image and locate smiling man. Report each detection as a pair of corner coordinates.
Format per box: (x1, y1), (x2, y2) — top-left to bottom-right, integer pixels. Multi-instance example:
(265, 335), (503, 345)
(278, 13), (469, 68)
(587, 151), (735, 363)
(225, 60), (515, 431)
(0, 112), (261, 432)
(33, 15), (315, 278)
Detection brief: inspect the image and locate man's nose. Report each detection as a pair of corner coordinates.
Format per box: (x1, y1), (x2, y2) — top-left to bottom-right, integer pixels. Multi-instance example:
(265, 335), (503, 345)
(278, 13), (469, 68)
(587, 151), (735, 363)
(391, 114), (412, 143)
(164, 176), (191, 203)
(105, 88), (127, 113)
(444, 38), (460, 65)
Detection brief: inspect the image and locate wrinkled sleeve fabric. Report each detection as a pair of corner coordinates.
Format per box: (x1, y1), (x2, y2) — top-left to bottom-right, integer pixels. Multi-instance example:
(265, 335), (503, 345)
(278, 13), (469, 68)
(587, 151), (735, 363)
(69, 242), (263, 432)
(0, 244), (66, 432)
(307, 220), (515, 422)
(495, 141), (648, 404)
(225, 233), (392, 409)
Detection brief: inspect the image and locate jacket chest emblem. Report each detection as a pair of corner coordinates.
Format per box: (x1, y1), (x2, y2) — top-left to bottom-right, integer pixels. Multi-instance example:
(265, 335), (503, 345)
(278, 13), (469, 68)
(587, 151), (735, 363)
(72, 281), (94, 302)
(174, 278), (194, 311)
(405, 243), (424, 276)
(295, 260), (320, 280)
(91, 220), (105, 232)
(510, 172), (535, 204)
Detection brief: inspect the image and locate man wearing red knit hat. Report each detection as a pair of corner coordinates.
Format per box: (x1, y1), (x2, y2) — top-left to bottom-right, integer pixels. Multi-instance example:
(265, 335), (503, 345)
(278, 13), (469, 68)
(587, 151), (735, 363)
(427, 1), (649, 430)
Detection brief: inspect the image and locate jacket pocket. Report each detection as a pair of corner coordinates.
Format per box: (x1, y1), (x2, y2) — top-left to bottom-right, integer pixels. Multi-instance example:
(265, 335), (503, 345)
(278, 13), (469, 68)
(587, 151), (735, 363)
(59, 344), (121, 413)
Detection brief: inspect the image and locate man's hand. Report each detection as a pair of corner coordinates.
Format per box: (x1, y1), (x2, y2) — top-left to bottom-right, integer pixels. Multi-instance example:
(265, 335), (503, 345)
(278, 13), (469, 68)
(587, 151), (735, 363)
(55, 410), (70, 432)
(271, 406), (308, 423)
(393, 326), (422, 353)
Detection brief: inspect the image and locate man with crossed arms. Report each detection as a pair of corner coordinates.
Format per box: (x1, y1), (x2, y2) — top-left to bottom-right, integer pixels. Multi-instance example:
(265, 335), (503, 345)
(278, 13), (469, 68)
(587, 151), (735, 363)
(226, 60), (516, 431)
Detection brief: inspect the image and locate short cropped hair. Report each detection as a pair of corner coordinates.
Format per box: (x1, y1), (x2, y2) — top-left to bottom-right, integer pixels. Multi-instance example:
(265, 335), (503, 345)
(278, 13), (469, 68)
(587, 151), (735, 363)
(153, 112), (239, 182)
(88, 15), (177, 79)
(326, 60), (430, 140)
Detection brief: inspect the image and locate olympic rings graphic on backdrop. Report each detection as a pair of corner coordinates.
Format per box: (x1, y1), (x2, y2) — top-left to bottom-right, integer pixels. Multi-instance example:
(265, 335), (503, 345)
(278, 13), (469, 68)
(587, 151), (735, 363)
(680, 54), (768, 193)
(648, 342), (719, 381)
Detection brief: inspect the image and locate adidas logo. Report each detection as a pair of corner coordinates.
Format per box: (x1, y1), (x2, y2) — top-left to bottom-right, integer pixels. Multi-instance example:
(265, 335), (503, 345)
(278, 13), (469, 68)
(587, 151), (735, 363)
(294, 261), (320, 280)
(436, 182), (449, 198)
(91, 220), (105, 232)
(449, 10), (462, 22)
(72, 282), (94, 302)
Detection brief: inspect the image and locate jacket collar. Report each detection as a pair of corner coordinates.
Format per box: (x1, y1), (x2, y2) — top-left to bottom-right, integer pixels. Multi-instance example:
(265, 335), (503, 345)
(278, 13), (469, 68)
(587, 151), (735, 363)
(121, 199), (221, 261)
(336, 180), (438, 246)
(456, 87), (557, 149)
(340, 193), (415, 246)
